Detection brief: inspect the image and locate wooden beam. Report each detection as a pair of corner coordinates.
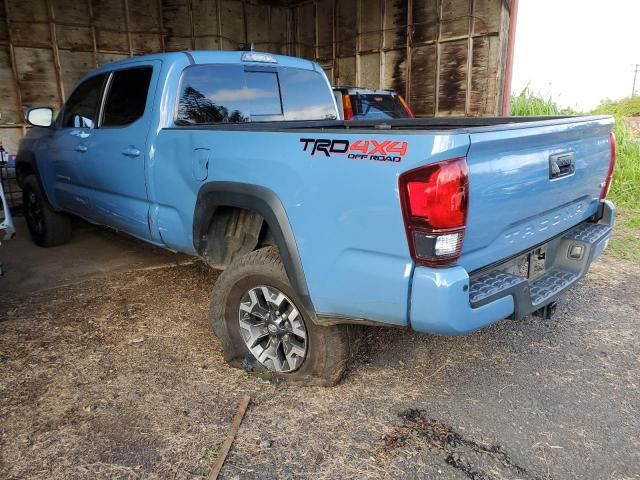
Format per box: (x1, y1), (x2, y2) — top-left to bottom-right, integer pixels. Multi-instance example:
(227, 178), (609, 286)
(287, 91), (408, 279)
(206, 395), (251, 480)
(243, 0), (248, 44)
(405, 0), (413, 101)
(123, 0), (133, 56)
(46, 0), (65, 103)
(465, 0), (475, 115)
(331, 0), (336, 82)
(188, 0), (195, 49)
(2, 0), (24, 122)
(216, 0), (222, 50)
(434, 0), (442, 115)
(379, 0), (385, 88)
(313, 1), (318, 61)
(157, 0), (166, 52)
(355, 0), (361, 86)
(87, 0), (99, 67)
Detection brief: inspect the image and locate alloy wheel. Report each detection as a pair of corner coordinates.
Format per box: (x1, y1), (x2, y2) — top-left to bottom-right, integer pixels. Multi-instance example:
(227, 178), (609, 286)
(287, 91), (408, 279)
(238, 285), (307, 373)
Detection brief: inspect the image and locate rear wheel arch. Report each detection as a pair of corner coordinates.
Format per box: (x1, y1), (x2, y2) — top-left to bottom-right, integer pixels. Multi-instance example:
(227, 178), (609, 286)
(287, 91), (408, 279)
(193, 182), (315, 319)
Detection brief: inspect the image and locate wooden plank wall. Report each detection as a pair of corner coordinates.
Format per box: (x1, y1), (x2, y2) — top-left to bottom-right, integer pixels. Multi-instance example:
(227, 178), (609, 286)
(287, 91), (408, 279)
(0, 0), (511, 151)
(299, 0), (511, 117)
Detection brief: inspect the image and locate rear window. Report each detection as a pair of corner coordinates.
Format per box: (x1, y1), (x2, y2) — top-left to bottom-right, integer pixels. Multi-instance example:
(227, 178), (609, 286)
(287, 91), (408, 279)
(350, 93), (410, 119)
(177, 65), (250, 124)
(279, 69), (337, 121)
(245, 71), (282, 117)
(176, 65), (336, 125)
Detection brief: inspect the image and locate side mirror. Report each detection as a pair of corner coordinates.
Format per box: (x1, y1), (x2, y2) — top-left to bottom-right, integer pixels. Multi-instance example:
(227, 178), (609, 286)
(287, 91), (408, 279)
(25, 107), (54, 128)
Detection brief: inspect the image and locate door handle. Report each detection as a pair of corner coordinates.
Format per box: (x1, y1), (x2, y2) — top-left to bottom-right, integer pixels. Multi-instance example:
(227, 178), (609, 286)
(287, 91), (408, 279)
(122, 147), (141, 158)
(75, 144), (88, 153)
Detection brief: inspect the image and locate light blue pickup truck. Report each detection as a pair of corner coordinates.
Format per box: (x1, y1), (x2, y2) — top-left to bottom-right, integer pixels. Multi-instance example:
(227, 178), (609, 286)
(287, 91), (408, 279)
(16, 50), (616, 385)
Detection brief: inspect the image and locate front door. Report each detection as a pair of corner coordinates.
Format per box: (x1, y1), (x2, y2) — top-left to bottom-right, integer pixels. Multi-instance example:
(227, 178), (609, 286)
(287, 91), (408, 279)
(49, 73), (107, 217)
(80, 62), (158, 240)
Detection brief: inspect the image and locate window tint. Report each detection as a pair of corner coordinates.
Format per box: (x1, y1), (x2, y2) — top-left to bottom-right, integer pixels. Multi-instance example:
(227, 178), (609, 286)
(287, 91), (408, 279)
(245, 71), (282, 117)
(177, 65), (250, 124)
(61, 74), (106, 129)
(102, 67), (153, 127)
(280, 69), (337, 121)
(351, 94), (410, 119)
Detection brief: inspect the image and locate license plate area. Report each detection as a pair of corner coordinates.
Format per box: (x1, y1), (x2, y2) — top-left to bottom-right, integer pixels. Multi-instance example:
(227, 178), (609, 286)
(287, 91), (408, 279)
(500, 247), (547, 280)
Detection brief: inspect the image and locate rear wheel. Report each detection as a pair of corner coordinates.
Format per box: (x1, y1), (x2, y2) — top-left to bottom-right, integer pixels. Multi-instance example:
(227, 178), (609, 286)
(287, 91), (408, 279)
(209, 246), (354, 386)
(22, 174), (71, 247)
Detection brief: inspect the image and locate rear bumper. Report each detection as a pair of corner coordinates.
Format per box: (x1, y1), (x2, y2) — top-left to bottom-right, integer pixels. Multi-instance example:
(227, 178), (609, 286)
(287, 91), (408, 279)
(409, 200), (615, 335)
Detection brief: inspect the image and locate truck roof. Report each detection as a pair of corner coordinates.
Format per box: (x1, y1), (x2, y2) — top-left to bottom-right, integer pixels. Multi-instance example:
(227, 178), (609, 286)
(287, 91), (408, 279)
(92, 50), (318, 73)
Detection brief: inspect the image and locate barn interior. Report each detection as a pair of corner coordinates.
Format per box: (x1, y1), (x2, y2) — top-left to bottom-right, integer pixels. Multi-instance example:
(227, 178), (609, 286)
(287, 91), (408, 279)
(0, 0), (514, 151)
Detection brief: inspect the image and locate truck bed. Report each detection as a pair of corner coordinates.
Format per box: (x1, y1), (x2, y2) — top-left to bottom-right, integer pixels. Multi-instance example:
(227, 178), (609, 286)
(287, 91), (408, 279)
(157, 113), (614, 328)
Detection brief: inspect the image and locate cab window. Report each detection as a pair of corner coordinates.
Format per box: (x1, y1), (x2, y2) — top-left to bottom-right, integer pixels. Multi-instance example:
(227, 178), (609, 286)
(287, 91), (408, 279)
(101, 67), (153, 127)
(61, 74), (106, 129)
(176, 65), (250, 124)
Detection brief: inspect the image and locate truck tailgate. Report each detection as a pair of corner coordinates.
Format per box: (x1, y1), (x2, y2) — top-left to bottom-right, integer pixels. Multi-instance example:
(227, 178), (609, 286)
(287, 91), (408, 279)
(460, 117), (613, 272)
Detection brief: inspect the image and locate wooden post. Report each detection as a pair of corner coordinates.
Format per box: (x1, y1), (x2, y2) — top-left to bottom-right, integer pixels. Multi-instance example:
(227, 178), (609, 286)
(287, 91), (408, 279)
(241, 0), (248, 45)
(331, 0), (336, 83)
(87, 0), (99, 67)
(465, 0), (475, 115)
(314, 1), (319, 62)
(355, 0), (361, 86)
(157, 0), (166, 52)
(3, 0), (25, 125)
(123, 0), (133, 56)
(379, 0), (385, 88)
(216, 0), (223, 50)
(188, 0), (195, 50)
(46, 0), (66, 103)
(434, 0), (442, 115)
(405, 0), (413, 102)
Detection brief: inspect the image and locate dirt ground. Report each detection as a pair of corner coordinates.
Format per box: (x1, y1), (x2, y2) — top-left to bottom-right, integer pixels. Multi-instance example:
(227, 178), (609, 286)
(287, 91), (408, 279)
(1, 249), (639, 479)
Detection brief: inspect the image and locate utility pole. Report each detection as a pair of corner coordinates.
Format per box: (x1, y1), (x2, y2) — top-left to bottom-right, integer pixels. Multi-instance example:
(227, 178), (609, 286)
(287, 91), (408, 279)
(633, 64), (640, 97)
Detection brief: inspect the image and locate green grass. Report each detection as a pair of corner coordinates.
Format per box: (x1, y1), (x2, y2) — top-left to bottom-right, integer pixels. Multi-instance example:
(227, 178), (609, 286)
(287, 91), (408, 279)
(593, 96), (640, 117)
(510, 89), (640, 262)
(608, 212), (640, 262)
(510, 87), (579, 116)
(510, 87), (562, 116)
(604, 116), (640, 210)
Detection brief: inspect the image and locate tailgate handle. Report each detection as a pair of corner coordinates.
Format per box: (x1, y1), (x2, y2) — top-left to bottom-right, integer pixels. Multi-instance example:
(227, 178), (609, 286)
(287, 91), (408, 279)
(549, 152), (575, 179)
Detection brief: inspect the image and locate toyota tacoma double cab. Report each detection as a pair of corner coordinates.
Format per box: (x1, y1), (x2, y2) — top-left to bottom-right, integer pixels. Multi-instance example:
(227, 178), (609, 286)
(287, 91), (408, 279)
(16, 50), (616, 385)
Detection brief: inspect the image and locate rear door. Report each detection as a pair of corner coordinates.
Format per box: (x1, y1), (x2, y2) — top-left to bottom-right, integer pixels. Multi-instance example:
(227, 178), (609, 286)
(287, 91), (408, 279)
(460, 117), (613, 272)
(80, 62), (158, 240)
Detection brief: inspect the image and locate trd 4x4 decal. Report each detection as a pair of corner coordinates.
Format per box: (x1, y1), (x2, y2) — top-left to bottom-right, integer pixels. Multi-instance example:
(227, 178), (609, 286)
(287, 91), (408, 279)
(300, 138), (407, 163)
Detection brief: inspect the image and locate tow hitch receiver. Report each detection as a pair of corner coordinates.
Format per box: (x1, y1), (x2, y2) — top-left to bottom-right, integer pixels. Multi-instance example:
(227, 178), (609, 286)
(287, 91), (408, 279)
(533, 301), (557, 320)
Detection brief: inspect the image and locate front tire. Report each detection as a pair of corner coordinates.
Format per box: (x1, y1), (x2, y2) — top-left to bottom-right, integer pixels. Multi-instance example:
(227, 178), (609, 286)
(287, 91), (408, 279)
(22, 174), (71, 247)
(209, 246), (353, 386)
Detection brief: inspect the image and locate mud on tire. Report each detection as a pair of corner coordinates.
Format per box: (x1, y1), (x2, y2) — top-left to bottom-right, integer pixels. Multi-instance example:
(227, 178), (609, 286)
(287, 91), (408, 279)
(209, 246), (355, 386)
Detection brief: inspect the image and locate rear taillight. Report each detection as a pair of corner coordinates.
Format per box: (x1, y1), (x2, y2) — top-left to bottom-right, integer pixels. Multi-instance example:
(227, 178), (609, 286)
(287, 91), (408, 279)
(600, 131), (616, 200)
(398, 95), (414, 118)
(399, 157), (469, 266)
(342, 94), (353, 120)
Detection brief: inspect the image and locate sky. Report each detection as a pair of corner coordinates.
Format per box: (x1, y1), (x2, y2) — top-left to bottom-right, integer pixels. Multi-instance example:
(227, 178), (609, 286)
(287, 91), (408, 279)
(511, 0), (640, 112)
